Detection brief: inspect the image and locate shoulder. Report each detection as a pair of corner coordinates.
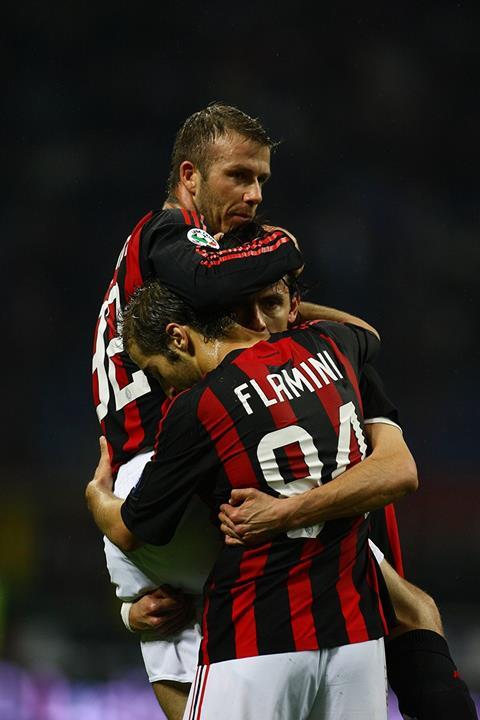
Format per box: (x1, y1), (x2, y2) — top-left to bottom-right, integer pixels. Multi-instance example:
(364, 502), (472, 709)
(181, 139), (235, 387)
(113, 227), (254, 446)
(291, 319), (379, 348)
(282, 320), (380, 371)
(141, 208), (186, 237)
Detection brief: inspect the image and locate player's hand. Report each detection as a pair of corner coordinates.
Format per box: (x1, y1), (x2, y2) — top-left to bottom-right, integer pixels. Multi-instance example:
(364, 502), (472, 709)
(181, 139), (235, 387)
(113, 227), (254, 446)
(93, 436), (113, 488)
(262, 225), (304, 277)
(128, 586), (195, 637)
(219, 488), (287, 546)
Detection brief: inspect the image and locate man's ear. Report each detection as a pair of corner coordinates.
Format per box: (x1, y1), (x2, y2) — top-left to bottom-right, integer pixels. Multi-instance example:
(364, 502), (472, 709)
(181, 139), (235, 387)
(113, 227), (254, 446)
(165, 323), (189, 352)
(179, 161), (198, 195)
(288, 293), (301, 325)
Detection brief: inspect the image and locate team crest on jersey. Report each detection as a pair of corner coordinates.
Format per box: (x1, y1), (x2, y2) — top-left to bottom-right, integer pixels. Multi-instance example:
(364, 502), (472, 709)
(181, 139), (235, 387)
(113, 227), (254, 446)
(187, 227), (219, 249)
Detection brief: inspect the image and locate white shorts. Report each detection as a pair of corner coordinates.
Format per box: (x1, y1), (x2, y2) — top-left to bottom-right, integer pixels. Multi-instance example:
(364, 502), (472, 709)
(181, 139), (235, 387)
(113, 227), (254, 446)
(104, 449), (222, 684)
(184, 638), (387, 720)
(140, 610), (202, 684)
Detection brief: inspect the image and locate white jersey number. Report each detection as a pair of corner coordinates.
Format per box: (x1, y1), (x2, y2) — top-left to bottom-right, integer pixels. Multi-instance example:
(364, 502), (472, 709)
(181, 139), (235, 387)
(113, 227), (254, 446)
(92, 238), (151, 422)
(256, 402), (367, 539)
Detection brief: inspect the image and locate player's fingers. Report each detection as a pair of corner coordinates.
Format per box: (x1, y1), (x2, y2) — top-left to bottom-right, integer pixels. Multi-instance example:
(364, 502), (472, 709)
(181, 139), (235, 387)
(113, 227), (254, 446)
(98, 436), (110, 464)
(229, 488), (254, 505)
(219, 521), (242, 539)
(225, 535), (245, 546)
(93, 436), (112, 482)
(218, 507), (238, 527)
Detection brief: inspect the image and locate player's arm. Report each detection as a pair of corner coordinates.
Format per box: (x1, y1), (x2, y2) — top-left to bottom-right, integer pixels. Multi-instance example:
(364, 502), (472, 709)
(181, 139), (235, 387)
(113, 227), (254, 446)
(220, 345), (416, 545)
(148, 220), (304, 311)
(219, 422), (417, 545)
(296, 301), (380, 339)
(85, 437), (141, 552)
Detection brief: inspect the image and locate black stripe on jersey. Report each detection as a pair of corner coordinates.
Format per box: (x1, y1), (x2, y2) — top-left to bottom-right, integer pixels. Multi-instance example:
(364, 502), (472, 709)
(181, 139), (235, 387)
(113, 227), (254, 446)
(253, 538), (299, 655)
(309, 520), (351, 647)
(352, 521), (389, 639)
(201, 548), (246, 664)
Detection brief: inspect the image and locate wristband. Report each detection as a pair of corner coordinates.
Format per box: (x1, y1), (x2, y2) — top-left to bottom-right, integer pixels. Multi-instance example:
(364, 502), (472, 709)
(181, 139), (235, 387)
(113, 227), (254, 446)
(120, 602), (134, 632)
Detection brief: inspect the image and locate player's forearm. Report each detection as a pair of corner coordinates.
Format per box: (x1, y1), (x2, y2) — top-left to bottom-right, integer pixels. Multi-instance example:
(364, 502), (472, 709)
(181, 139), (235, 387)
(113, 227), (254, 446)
(297, 302), (380, 340)
(279, 447), (418, 531)
(85, 483), (139, 552)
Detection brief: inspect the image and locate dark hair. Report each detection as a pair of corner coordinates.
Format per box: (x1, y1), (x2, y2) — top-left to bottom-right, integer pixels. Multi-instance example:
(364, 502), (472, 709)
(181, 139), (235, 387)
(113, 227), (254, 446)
(121, 280), (235, 359)
(166, 102), (278, 200)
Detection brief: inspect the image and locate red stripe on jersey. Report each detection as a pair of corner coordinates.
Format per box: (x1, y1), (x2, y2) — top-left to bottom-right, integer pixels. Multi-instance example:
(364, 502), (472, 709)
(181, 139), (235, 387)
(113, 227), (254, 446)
(230, 546), (271, 658)
(191, 210), (201, 227)
(232, 348), (297, 428)
(198, 236), (291, 266)
(122, 400), (145, 456)
(287, 540), (322, 651)
(285, 441), (310, 479)
(336, 518), (370, 643)
(384, 504), (405, 577)
(200, 579), (213, 665)
(180, 208), (191, 225)
(197, 387), (261, 489)
(124, 212), (152, 301)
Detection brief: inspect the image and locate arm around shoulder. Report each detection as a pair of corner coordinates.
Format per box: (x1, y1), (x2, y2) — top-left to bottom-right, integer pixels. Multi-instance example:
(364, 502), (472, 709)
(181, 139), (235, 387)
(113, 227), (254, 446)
(297, 301), (380, 340)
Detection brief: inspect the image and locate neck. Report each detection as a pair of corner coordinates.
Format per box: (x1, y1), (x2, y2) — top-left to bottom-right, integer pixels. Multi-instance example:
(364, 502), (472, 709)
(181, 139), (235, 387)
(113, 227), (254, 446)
(163, 184), (197, 212)
(194, 326), (269, 375)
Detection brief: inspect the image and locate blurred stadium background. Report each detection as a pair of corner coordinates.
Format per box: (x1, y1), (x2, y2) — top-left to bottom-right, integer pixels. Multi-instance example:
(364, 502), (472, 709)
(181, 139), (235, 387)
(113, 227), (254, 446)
(3, 2), (479, 717)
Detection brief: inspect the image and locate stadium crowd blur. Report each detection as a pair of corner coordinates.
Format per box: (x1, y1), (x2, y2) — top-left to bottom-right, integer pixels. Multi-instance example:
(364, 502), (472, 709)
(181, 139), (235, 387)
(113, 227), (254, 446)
(2, 2), (479, 715)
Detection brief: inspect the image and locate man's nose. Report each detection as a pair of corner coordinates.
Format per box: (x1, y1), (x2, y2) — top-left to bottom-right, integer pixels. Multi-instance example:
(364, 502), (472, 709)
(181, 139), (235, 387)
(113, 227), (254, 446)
(248, 305), (267, 332)
(243, 180), (262, 205)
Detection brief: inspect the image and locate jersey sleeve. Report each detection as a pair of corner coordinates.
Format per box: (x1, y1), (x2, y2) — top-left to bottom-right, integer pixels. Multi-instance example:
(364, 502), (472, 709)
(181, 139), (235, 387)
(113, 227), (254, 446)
(146, 220), (304, 311)
(360, 364), (401, 427)
(120, 388), (215, 545)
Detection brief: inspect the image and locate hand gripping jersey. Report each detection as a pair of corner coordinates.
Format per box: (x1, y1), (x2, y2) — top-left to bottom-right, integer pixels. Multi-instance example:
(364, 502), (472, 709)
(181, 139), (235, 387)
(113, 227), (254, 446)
(92, 209), (303, 475)
(121, 321), (392, 664)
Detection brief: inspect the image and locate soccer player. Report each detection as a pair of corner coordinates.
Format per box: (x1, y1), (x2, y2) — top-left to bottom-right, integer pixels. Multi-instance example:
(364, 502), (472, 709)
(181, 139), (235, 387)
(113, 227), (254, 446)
(92, 103), (284, 716)
(87, 278), (420, 719)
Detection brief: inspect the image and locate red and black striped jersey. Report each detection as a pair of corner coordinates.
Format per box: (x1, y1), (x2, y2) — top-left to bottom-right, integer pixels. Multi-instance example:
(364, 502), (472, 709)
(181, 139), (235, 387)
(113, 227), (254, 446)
(121, 320), (391, 663)
(92, 209), (303, 476)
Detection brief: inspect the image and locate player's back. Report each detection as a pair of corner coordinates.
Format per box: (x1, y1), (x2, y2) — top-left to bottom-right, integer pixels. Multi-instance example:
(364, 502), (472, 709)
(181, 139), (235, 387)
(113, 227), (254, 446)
(190, 320), (389, 663)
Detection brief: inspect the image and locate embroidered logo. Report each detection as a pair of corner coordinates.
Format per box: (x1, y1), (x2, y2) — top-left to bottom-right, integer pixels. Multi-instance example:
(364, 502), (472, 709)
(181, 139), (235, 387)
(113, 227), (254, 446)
(187, 228), (219, 249)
